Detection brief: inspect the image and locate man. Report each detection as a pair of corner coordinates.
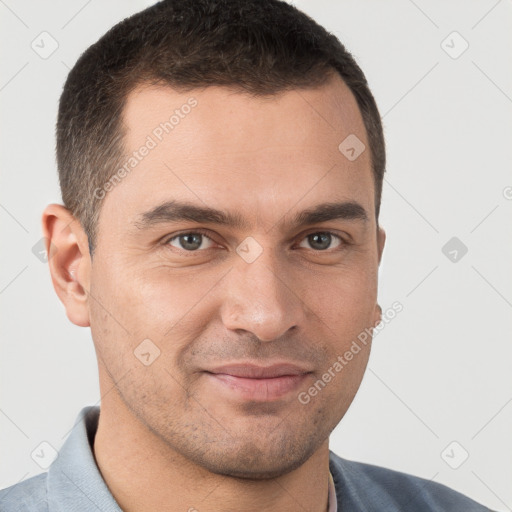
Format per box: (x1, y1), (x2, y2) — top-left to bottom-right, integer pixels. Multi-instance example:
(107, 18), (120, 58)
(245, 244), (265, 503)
(0, 0), (493, 510)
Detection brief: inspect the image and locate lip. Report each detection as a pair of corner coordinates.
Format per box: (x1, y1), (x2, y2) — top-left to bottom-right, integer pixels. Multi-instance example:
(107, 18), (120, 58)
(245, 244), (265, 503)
(203, 362), (313, 401)
(206, 362), (312, 378)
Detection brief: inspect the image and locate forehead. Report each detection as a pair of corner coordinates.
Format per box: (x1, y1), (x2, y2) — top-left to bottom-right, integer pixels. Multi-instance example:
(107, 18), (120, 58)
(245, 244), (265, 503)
(99, 77), (374, 235)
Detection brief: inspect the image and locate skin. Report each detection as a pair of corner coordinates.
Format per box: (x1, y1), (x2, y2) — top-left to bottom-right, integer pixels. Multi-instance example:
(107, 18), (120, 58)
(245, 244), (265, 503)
(43, 74), (385, 512)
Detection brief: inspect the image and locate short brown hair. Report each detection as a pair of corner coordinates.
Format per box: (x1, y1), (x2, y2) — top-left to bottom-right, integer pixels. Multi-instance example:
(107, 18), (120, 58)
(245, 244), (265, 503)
(56, 0), (385, 257)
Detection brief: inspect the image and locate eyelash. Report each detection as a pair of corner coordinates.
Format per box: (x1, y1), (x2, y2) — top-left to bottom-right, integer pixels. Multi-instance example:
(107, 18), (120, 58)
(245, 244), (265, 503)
(162, 229), (348, 254)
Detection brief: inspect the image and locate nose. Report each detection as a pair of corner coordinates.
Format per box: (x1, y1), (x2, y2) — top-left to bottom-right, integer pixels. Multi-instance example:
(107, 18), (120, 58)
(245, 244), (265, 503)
(219, 244), (305, 342)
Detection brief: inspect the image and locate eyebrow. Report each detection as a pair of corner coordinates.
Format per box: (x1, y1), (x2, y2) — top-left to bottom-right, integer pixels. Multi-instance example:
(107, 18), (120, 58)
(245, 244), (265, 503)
(133, 199), (368, 231)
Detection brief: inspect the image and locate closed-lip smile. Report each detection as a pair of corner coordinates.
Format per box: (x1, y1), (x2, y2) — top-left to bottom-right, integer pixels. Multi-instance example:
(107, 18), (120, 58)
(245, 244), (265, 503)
(203, 362), (313, 401)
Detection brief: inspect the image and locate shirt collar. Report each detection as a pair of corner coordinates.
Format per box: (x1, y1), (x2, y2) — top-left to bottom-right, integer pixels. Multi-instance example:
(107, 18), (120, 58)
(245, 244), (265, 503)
(328, 469), (338, 512)
(46, 406), (121, 511)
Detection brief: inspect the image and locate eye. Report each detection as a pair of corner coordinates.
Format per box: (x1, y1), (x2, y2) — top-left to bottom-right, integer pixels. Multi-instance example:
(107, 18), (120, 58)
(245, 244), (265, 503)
(297, 231), (343, 251)
(163, 229), (346, 254)
(166, 231), (216, 251)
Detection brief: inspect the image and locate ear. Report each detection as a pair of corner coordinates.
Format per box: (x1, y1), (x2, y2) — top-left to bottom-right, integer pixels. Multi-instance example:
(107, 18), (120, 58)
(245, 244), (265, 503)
(373, 226), (386, 327)
(376, 226), (386, 266)
(372, 303), (382, 328)
(41, 204), (91, 327)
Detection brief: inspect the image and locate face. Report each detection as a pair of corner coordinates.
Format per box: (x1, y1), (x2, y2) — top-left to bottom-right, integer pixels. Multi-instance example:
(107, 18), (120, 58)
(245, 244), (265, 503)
(74, 76), (384, 478)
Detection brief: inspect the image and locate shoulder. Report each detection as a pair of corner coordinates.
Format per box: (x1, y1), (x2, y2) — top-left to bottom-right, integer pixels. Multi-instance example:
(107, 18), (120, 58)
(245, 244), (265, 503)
(329, 451), (494, 511)
(0, 473), (48, 511)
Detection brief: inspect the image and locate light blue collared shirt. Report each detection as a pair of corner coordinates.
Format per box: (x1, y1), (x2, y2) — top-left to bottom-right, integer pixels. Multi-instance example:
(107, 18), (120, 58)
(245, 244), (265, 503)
(327, 470), (337, 512)
(0, 406), (493, 511)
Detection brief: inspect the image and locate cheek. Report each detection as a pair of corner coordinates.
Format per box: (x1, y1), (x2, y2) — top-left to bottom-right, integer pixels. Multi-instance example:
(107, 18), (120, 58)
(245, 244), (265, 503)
(299, 266), (378, 337)
(95, 259), (208, 339)
(299, 273), (375, 415)
(131, 267), (224, 340)
(88, 268), (196, 408)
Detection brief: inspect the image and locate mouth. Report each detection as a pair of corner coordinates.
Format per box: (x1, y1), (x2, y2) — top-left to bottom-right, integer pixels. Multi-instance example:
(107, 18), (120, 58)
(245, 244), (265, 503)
(203, 362), (313, 402)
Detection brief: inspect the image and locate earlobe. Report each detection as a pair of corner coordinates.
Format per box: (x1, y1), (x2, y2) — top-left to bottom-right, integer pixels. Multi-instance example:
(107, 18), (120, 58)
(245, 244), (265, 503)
(41, 204), (91, 327)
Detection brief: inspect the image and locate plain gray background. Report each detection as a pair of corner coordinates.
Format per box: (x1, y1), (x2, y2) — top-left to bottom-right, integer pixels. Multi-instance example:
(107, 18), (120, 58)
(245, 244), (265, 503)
(1, 1), (511, 510)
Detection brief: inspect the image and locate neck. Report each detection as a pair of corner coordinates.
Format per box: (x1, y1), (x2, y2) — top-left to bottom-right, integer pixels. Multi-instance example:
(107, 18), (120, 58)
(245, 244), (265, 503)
(93, 394), (332, 512)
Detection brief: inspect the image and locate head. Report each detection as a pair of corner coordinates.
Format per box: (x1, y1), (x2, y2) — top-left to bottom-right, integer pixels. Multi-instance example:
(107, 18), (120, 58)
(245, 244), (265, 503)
(45, 0), (386, 479)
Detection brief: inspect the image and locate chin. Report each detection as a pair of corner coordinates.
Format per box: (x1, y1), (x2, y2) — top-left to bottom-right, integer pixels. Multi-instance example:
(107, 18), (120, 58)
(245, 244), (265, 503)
(182, 430), (321, 480)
